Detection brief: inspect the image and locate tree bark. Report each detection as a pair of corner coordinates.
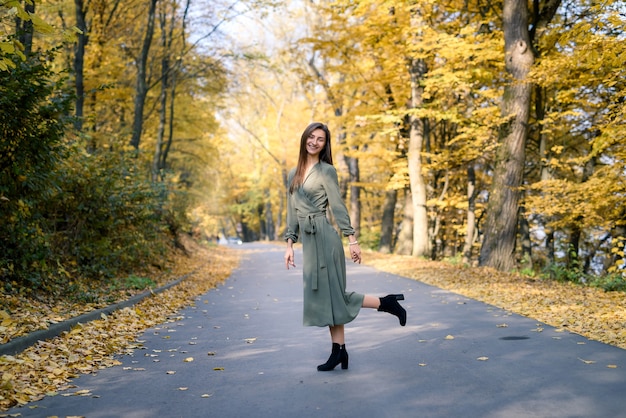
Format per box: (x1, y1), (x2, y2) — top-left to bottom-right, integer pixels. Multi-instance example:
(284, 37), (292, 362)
(479, 0), (534, 271)
(153, 3), (170, 182)
(519, 205), (532, 267)
(73, 0), (87, 132)
(130, 0), (158, 150)
(462, 164), (477, 264)
(15, 1), (34, 57)
(162, 0), (190, 172)
(379, 188), (397, 253)
(347, 154), (360, 237)
(408, 57), (430, 257)
(378, 81), (401, 254)
(395, 187), (413, 255)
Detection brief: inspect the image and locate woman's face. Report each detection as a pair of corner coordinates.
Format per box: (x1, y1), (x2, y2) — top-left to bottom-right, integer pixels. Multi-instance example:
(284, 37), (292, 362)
(306, 128), (327, 158)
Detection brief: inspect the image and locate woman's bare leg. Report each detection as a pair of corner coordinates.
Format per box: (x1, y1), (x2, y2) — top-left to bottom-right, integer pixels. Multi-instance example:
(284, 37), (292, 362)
(329, 325), (345, 344)
(362, 294), (381, 309)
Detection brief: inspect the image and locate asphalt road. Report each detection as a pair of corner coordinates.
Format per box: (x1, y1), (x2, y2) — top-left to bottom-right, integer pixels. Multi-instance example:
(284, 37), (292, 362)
(8, 243), (626, 418)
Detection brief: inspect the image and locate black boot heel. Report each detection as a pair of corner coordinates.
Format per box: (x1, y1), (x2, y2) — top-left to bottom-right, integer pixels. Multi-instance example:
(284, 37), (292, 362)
(340, 345), (349, 370)
(317, 343), (348, 371)
(378, 294), (407, 326)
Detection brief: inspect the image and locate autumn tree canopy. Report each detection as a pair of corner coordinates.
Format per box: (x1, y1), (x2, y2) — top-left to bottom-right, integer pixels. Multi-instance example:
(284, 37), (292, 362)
(1, 0), (625, 289)
(219, 0), (626, 279)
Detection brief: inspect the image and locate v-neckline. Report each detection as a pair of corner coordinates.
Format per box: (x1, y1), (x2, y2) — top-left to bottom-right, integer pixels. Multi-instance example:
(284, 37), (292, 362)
(304, 162), (319, 182)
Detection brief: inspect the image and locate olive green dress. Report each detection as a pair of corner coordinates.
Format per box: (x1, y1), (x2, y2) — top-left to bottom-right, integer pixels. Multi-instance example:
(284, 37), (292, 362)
(285, 161), (364, 327)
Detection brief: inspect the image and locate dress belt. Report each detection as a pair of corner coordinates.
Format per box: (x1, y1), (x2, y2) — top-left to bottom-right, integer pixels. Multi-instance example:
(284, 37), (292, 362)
(298, 211), (327, 290)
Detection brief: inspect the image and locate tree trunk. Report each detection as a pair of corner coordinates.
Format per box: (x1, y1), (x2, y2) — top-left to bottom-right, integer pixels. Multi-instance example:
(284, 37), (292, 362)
(307, 56), (360, 237)
(408, 57), (430, 257)
(161, 59), (177, 171)
(347, 155), (360, 237)
(264, 190), (274, 241)
(462, 164), (477, 264)
(161, 0), (190, 170)
(152, 6), (169, 182)
(479, 0), (534, 271)
(379, 188), (397, 253)
(395, 187), (413, 255)
(130, 0), (158, 150)
(519, 205), (532, 267)
(15, 1), (34, 57)
(73, 0), (87, 132)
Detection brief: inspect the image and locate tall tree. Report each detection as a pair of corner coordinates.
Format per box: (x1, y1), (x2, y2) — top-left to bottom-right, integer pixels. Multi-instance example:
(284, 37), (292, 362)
(407, 56), (429, 257)
(73, 0), (87, 131)
(479, 0), (561, 270)
(16, 0), (35, 57)
(130, 0), (158, 150)
(478, 0), (533, 270)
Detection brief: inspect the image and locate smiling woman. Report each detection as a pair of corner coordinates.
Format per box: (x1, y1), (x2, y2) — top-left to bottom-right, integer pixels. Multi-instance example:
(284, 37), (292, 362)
(283, 122), (407, 372)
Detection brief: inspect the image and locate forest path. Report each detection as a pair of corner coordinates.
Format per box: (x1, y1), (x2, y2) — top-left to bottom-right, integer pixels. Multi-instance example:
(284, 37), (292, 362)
(10, 243), (626, 418)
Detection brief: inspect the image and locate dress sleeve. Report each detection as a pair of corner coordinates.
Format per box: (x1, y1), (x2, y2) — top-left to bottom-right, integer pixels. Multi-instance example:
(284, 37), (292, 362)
(284, 170), (299, 243)
(321, 163), (355, 237)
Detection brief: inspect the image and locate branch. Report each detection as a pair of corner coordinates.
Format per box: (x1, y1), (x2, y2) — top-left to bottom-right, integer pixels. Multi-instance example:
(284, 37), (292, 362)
(235, 120), (282, 167)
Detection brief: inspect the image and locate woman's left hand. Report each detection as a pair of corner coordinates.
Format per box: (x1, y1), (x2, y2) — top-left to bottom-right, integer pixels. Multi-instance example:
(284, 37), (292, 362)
(350, 244), (361, 264)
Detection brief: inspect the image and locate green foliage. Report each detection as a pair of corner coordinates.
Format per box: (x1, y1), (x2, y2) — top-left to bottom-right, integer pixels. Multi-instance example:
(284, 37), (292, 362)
(0, 54), (187, 295)
(123, 275), (156, 290)
(46, 147), (171, 280)
(0, 54), (73, 292)
(443, 254), (464, 266)
(542, 263), (586, 284)
(104, 275), (156, 294)
(516, 255), (536, 277)
(589, 274), (626, 293)
(542, 261), (626, 293)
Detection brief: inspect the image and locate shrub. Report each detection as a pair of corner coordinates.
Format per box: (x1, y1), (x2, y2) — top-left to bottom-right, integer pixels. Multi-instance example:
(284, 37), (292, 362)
(0, 54), (73, 292)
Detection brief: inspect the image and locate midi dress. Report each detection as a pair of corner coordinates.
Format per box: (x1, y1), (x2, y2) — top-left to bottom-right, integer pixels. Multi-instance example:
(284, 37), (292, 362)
(285, 161), (364, 327)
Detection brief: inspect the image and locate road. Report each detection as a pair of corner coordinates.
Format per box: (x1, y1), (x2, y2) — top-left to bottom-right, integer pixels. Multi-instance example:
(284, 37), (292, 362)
(8, 243), (626, 418)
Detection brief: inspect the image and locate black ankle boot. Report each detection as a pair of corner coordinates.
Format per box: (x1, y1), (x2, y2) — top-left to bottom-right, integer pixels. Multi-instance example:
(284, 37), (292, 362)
(378, 294), (407, 326)
(317, 343), (349, 371)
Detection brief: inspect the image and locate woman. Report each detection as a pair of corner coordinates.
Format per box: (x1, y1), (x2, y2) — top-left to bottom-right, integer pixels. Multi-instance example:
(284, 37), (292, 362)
(284, 122), (407, 372)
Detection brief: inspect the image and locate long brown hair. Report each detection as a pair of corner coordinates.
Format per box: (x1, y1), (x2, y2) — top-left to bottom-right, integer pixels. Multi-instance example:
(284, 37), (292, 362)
(288, 122), (333, 194)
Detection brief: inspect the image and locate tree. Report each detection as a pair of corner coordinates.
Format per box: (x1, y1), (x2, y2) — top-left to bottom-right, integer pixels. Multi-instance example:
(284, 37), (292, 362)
(523, 2), (626, 275)
(130, 0), (159, 150)
(479, 0), (561, 271)
(406, 7), (430, 257)
(1, 0), (54, 70)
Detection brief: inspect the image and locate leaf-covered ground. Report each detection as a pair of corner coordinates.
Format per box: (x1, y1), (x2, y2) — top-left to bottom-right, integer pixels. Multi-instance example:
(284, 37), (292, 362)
(0, 238), (240, 411)
(1, 243), (625, 411)
(363, 251), (626, 351)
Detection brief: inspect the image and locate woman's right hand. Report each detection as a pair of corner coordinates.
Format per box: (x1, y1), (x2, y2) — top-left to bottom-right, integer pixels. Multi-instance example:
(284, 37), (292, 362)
(285, 246), (296, 269)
